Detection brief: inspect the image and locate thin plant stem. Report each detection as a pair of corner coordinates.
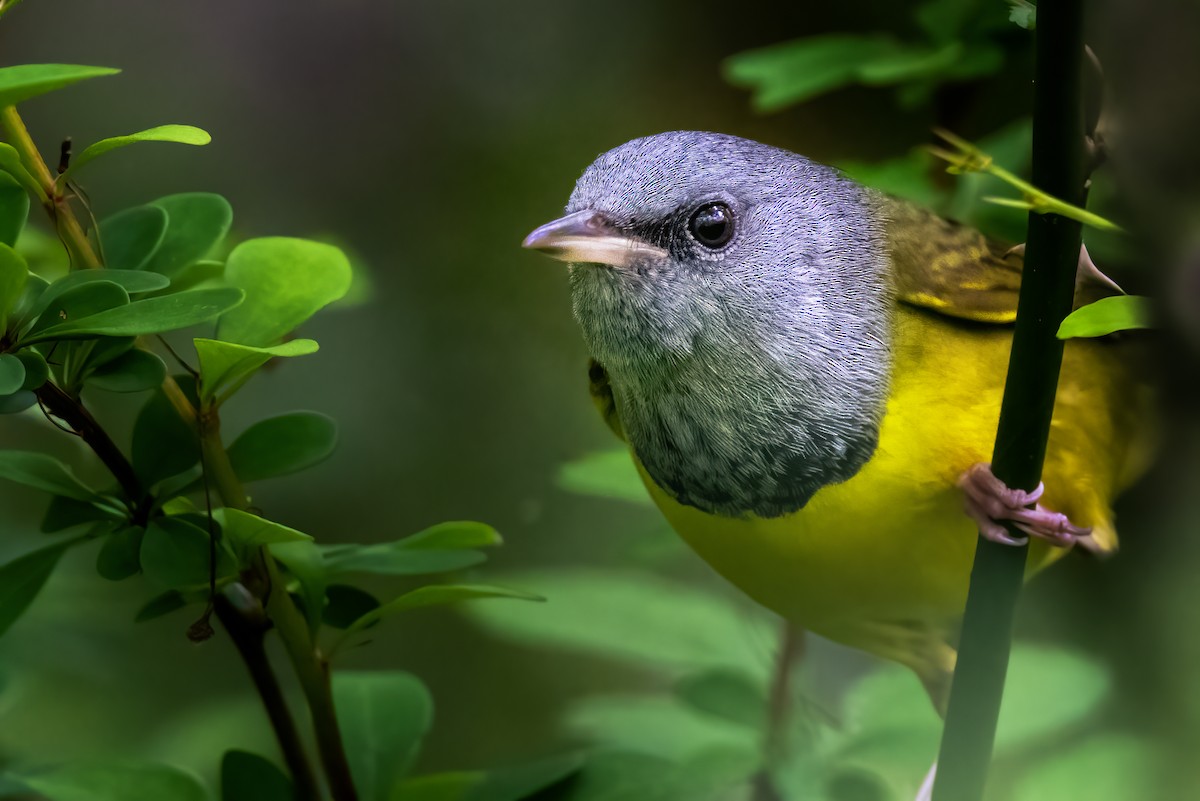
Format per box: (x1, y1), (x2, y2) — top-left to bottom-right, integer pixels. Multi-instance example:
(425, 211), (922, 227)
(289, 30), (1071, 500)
(932, 0), (1089, 798)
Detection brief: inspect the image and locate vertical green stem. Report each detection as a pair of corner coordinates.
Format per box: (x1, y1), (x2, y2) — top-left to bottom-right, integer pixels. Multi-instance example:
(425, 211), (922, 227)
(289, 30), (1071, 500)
(932, 1), (1088, 799)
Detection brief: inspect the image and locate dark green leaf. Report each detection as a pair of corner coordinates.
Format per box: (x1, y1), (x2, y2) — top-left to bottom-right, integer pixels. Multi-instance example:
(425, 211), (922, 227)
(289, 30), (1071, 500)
(857, 42), (963, 85)
(86, 348), (167, 392)
(333, 671), (434, 801)
(220, 508), (312, 561)
(16, 349), (48, 390)
(1058, 295), (1152, 339)
(393, 773), (482, 801)
(140, 516), (234, 589)
(225, 411), (337, 481)
(25, 280), (130, 341)
(33, 270), (171, 321)
(674, 669), (766, 729)
(0, 540), (74, 639)
(167, 259), (225, 293)
(0, 353), (23, 394)
(548, 750), (756, 801)
(557, 449), (651, 505)
(0, 451), (103, 501)
(338, 584), (543, 646)
(24, 287), (244, 343)
(323, 584), (381, 630)
(0, 389), (35, 413)
(324, 544), (487, 577)
(194, 338), (319, 406)
(466, 570), (772, 677)
(143, 192), (233, 277)
(61, 125), (211, 181)
(0, 63), (120, 107)
(132, 381), (201, 487)
(134, 590), (189, 622)
(270, 541), (327, 635)
(0, 170), (29, 247)
(7, 760), (207, 801)
(0, 242), (29, 331)
(465, 753), (586, 801)
(96, 525), (145, 581)
(220, 750), (292, 801)
(219, 237), (352, 346)
(41, 494), (118, 533)
(97, 205), (169, 271)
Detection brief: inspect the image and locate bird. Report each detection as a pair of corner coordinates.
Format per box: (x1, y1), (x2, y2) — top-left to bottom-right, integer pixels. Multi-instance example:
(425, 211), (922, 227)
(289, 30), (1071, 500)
(522, 131), (1151, 712)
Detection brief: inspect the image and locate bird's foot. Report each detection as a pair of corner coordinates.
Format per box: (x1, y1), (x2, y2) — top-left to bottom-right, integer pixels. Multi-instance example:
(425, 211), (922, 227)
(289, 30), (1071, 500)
(957, 463), (1091, 547)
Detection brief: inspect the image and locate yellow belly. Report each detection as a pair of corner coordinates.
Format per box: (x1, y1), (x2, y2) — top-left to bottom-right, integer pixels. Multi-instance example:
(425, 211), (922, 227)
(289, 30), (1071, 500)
(634, 304), (1137, 671)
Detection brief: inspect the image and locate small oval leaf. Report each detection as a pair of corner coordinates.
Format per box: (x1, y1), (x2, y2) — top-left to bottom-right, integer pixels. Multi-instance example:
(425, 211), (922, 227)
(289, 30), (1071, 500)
(226, 411), (337, 482)
(1057, 295), (1153, 339)
(25, 287), (244, 343)
(0, 63), (121, 107)
(61, 125), (212, 181)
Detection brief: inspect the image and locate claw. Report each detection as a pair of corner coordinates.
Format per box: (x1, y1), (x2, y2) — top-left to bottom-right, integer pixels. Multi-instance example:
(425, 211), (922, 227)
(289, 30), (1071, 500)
(958, 463), (1092, 548)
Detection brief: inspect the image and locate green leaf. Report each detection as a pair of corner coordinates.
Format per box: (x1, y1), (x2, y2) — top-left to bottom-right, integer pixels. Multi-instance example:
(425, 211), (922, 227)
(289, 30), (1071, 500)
(25, 279), (129, 341)
(220, 508), (312, 561)
(270, 540), (327, 634)
(552, 750), (756, 801)
(568, 696), (760, 761)
(674, 669), (766, 730)
(393, 773), (482, 801)
(995, 645), (1111, 751)
(0, 63), (120, 107)
(857, 42), (963, 85)
(96, 205), (169, 271)
(333, 671), (434, 801)
(0, 540), (74, 639)
(324, 545), (487, 577)
(132, 381), (201, 487)
(16, 349), (47, 390)
(0, 389), (34, 413)
(33, 269), (171, 323)
(0, 242), (28, 332)
(224, 410), (338, 480)
(219, 237), (352, 346)
(6, 760), (207, 801)
(194, 337), (319, 406)
(466, 570), (773, 678)
(0, 353), (23, 394)
(323, 584), (381, 630)
(1011, 734), (1159, 801)
(724, 35), (902, 111)
(557, 449), (651, 505)
(60, 125), (211, 182)
(134, 590), (189, 622)
(24, 286), (244, 343)
(143, 192), (233, 277)
(0, 170), (29, 247)
(0, 451), (103, 501)
(464, 753), (586, 801)
(86, 348), (166, 392)
(400, 521), (502, 550)
(140, 516), (234, 589)
(96, 525), (145, 581)
(221, 750), (292, 801)
(336, 585), (544, 650)
(0, 143), (42, 200)
(1058, 295), (1153, 339)
(1008, 0), (1037, 29)
(41, 494), (119, 533)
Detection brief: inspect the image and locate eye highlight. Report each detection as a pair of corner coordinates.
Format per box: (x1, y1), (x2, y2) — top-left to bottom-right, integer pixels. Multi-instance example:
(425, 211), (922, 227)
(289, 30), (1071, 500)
(687, 202), (734, 249)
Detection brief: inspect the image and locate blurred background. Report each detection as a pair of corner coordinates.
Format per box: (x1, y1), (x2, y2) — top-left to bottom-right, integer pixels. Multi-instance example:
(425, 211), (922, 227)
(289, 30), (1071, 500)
(1, 1), (1198, 799)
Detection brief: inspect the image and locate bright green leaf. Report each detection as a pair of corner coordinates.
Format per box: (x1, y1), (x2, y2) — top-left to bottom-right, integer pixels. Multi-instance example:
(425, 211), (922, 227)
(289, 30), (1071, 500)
(224, 410), (338, 481)
(0, 143), (41, 199)
(1012, 734), (1160, 801)
(0, 242), (28, 331)
(221, 750), (292, 801)
(324, 545), (487, 577)
(7, 760), (207, 801)
(466, 570), (773, 678)
(0, 540), (75, 639)
(60, 125), (212, 182)
(96, 525), (145, 581)
(995, 645), (1111, 751)
(1009, 0), (1037, 29)
(557, 449), (651, 505)
(333, 671), (434, 801)
(857, 42), (963, 85)
(220, 508), (312, 561)
(86, 348), (166, 392)
(167, 259), (225, 293)
(96, 205), (169, 271)
(0, 63), (120, 107)
(219, 237), (352, 346)
(132, 381), (201, 487)
(400, 521), (502, 550)
(0, 353), (23, 394)
(568, 696), (759, 761)
(24, 286), (243, 343)
(336, 585), (544, 652)
(140, 516), (234, 589)
(1058, 295), (1153, 339)
(193, 338), (319, 406)
(142, 192), (233, 277)
(0, 451), (103, 501)
(0, 171), (29, 247)
(323, 584), (381, 630)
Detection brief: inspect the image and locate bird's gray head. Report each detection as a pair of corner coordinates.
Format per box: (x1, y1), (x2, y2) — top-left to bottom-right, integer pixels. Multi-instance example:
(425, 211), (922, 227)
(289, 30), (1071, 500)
(524, 131), (893, 518)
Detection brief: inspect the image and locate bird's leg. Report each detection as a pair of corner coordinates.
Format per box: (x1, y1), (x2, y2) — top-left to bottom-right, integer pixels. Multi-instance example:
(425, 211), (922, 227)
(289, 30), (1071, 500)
(957, 463), (1091, 547)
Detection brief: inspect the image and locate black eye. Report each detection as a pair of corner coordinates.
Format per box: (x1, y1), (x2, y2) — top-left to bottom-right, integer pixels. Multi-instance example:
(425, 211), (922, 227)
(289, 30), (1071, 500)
(688, 202), (734, 249)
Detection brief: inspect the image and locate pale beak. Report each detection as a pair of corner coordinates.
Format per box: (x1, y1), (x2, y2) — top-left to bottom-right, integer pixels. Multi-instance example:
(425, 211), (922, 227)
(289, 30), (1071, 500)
(522, 209), (667, 267)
